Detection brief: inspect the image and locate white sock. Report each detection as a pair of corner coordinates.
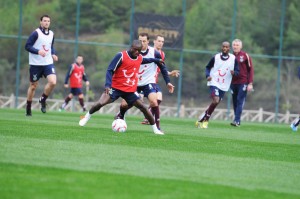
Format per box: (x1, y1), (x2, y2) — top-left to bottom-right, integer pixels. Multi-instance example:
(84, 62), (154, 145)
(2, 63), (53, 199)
(85, 111), (91, 119)
(152, 124), (159, 132)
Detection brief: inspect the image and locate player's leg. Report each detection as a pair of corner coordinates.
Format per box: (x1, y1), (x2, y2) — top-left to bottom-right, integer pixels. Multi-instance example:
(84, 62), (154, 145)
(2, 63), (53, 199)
(26, 65), (42, 116)
(140, 90), (151, 124)
(115, 99), (132, 120)
(133, 99), (163, 135)
(230, 84), (238, 118)
(290, 114), (300, 132)
(231, 84), (247, 127)
(26, 81), (39, 116)
(147, 87), (161, 130)
(60, 91), (73, 110)
(196, 87), (223, 128)
(39, 65), (57, 113)
(79, 90), (114, 126)
(78, 93), (86, 111)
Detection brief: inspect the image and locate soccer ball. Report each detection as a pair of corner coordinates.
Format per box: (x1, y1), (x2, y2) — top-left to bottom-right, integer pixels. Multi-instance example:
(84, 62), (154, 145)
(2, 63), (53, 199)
(112, 119), (127, 133)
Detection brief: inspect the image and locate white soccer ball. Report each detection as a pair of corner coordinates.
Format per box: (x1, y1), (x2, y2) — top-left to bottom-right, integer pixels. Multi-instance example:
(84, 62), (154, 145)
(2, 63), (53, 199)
(112, 119), (127, 133)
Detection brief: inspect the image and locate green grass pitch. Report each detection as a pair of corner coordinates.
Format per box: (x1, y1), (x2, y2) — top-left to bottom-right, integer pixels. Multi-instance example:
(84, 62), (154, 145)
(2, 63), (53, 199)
(0, 108), (300, 199)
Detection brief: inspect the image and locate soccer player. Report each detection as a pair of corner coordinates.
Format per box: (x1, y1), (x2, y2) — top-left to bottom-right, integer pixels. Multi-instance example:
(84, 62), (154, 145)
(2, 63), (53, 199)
(60, 55), (89, 112)
(78, 40), (166, 135)
(25, 14), (58, 116)
(114, 33), (175, 132)
(291, 115), (300, 132)
(195, 41), (239, 128)
(140, 35), (180, 126)
(230, 39), (254, 127)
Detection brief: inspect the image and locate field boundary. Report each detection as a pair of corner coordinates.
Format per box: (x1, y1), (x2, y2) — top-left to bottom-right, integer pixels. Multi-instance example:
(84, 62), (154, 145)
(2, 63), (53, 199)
(0, 94), (297, 124)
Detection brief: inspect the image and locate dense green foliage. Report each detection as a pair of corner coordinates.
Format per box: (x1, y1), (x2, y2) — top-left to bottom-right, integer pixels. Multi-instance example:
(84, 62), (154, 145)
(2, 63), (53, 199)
(0, 0), (299, 112)
(0, 109), (300, 198)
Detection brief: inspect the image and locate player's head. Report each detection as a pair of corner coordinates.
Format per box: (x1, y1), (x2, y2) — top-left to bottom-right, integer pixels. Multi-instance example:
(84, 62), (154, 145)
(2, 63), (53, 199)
(232, 39), (243, 53)
(76, 55), (84, 65)
(138, 33), (149, 51)
(40, 14), (51, 30)
(221, 41), (230, 55)
(154, 35), (164, 51)
(130, 40), (142, 58)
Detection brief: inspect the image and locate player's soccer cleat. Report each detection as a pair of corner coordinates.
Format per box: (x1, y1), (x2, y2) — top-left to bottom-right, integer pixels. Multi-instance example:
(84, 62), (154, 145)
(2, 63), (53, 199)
(79, 115), (91, 126)
(114, 112), (125, 120)
(290, 123), (298, 132)
(202, 120), (209, 129)
(26, 109), (32, 116)
(39, 99), (47, 113)
(195, 120), (201, 128)
(141, 118), (150, 125)
(195, 120), (208, 129)
(153, 129), (164, 135)
(230, 121), (240, 127)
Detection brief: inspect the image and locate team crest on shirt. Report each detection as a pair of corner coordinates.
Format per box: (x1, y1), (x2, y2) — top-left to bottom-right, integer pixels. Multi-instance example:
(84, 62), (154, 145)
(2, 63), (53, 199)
(33, 74), (38, 81)
(239, 56), (244, 62)
(122, 69), (136, 87)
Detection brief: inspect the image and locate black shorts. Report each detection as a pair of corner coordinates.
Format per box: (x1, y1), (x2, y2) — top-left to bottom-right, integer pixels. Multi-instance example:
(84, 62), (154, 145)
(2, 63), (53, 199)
(109, 88), (140, 106)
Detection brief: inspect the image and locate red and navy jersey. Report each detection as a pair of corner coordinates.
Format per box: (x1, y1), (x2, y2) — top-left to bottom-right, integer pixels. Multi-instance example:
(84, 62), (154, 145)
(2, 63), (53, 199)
(65, 63), (88, 88)
(154, 50), (165, 83)
(105, 50), (166, 92)
(111, 51), (143, 92)
(231, 51), (254, 84)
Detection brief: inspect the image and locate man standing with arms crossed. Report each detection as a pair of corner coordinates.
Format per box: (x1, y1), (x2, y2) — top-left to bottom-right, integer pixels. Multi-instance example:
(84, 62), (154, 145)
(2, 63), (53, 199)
(25, 14), (58, 116)
(230, 39), (254, 127)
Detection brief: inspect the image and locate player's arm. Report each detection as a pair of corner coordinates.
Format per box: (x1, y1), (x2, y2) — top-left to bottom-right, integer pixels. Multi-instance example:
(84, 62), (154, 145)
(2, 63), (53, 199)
(232, 59), (240, 76)
(153, 50), (171, 84)
(205, 56), (215, 81)
(141, 57), (164, 65)
(25, 31), (39, 54)
(104, 52), (122, 91)
(82, 71), (89, 82)
(51, 36), (56, 55)
(246, 53), (254, 91)
(246, 53), (254, 84)
(64, 65), (74, 87)
(51, 36), (58, 61)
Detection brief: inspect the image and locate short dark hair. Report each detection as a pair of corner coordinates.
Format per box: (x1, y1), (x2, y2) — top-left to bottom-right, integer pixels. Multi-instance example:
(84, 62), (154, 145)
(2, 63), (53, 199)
(155, 35), (164, 40)
(139, 32), (149, 40)
(40, 14), (50, 21)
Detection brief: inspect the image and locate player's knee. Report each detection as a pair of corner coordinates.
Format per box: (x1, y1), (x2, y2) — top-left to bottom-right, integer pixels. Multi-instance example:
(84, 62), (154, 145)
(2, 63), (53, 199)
(212, 98), (220, 105)
(29, 82), (38, 90)
(49, 81), (56, 87)
(149, 100), (158, 107)
(120, 103), (128, 109)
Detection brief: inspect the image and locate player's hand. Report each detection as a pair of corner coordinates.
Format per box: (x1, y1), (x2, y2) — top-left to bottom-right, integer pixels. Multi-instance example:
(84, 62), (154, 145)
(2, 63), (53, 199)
(169, 70), (180, 77)
(105, 87), (111, 95)
(247, 84), (254, 92)
(158, 59), (165, 65)
(38, 49), (47, 57)
(167, 83), (175, 93)
(86, 81), (90, 86)
(207, 76), (212, 81)
(64, 84), (69, 88)
(52, 54), (58, 62)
